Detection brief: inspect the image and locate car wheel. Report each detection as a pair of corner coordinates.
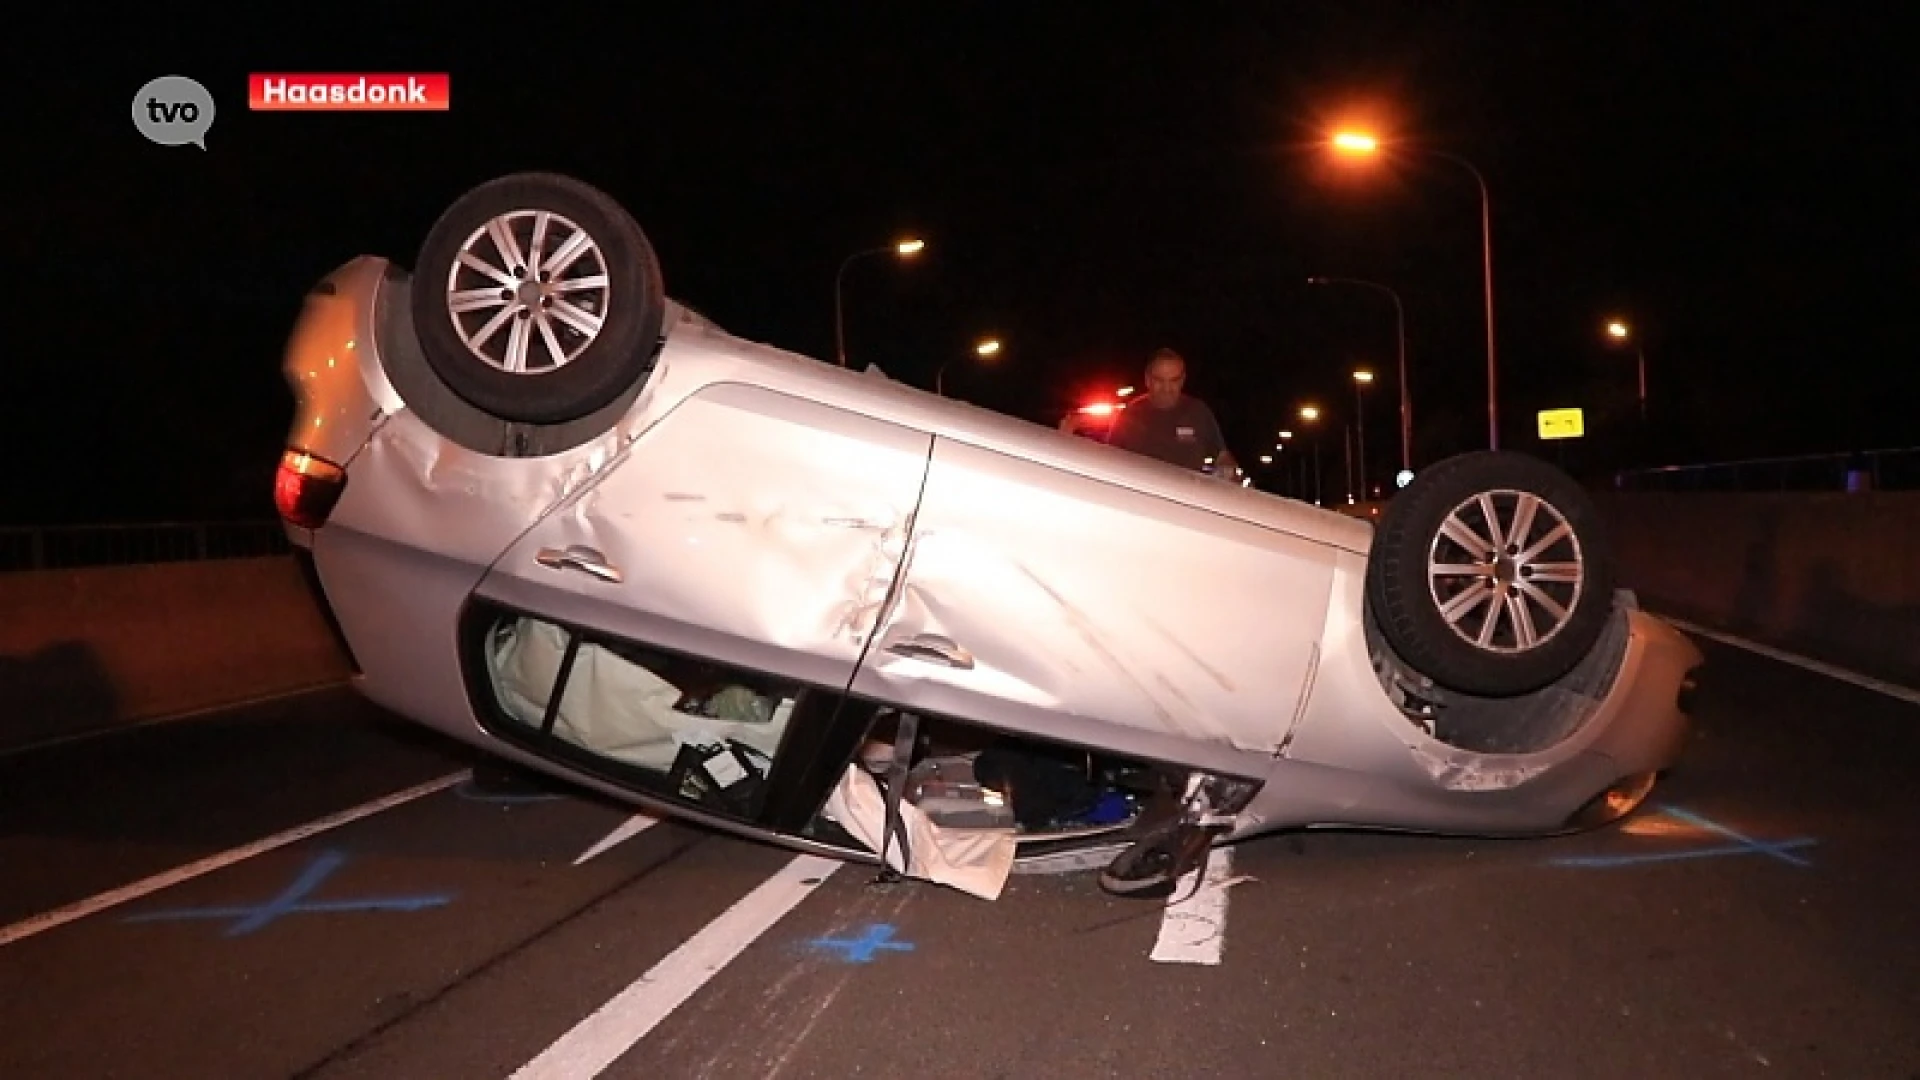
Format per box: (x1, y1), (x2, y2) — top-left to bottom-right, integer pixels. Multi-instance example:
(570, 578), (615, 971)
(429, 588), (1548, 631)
(409, 172), (665, 425)
(1366, 450), (1617, 697)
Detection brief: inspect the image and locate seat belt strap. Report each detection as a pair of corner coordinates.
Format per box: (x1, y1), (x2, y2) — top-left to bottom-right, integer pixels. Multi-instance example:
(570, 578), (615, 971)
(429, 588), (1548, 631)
(873, 711), (919, 884)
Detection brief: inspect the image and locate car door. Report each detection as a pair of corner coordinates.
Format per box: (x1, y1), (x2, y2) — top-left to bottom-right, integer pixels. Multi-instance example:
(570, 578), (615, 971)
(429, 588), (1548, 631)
(471, 380), (934, 694)
(848, 435), (1338, 761)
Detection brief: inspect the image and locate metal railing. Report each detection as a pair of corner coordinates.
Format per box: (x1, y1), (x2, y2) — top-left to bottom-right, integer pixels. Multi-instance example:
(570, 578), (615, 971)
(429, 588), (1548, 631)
(0, 520), (292, 572)
(1611, 447), (1920, 493)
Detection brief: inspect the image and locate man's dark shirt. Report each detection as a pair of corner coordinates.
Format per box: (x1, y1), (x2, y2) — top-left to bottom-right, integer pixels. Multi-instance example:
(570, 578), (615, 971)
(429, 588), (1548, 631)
(1107, 395), (1227, 472)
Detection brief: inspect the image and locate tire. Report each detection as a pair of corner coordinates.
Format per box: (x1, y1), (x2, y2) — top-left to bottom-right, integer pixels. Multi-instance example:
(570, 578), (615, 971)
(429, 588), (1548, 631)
(1365, 450), (1617, 697)
(410, 172), (665, 425)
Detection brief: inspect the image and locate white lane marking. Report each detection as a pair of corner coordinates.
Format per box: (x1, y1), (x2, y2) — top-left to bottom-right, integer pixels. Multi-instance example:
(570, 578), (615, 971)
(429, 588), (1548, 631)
(0, 769), (468, 949)
(1150, 847), (1250, 966)
(1663, 617), (1920, 708)
(512, 853), (842, 1079)
(573, 813), (661, 866)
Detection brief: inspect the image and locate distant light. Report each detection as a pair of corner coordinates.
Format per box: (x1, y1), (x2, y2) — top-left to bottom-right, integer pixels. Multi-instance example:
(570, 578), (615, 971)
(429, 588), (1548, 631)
(1259, 454), (1273, 465)
(975, 339), (1001, 357)
(1353, 370), (1374, 383)
(896, 239), (926, 255)
(1116, 386), (1135, 397)
(1079, 402), (1115, 416)
(1605, 320), (1629, 339)
(1395, 469), (1415, 489)
(1332, 132), (1378, 153)
(1299, 406), (1319, 421)
(1278, 430), (1293, 440)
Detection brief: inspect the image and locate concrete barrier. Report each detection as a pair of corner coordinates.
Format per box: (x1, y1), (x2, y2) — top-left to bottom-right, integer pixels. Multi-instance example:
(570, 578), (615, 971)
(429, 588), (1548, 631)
(1596, 492), (1920, 687)
(0, 555), (350, 753)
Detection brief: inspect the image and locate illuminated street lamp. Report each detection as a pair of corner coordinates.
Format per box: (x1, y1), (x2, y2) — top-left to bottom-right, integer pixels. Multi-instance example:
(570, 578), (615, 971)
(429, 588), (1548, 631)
(1308, 275), (1411, 472)
(1330, 130), (1499, 450)
(1259, 454), (1273, 465)
(834, 237), (926, 367)
(1116, 386), (1136, 398)
(937, 337), (1003, 396)
(1296, 405), (1323, 505)
(1604, 319), (1648, 422)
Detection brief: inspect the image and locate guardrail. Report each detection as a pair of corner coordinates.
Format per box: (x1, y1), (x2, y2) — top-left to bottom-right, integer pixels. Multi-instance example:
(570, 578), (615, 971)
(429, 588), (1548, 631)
(1612, 447), (1920, 493)
(0, 521), (291, 572)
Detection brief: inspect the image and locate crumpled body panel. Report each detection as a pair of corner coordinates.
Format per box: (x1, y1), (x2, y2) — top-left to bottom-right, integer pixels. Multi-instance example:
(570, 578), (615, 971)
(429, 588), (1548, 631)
(851, 437), (1341, 755)
(474, 380), (935, 695)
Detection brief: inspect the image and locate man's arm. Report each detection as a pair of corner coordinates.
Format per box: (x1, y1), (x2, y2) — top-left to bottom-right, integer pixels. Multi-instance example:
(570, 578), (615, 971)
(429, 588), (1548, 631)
(1197, 404), (1239, 481)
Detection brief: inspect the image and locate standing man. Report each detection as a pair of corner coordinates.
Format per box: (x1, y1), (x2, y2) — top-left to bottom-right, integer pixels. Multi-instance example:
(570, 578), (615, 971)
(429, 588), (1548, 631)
(1106, 348), (1241, 481)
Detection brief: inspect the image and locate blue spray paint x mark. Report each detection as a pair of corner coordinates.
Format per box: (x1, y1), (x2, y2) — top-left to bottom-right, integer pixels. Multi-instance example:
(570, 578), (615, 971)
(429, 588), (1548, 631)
(122, 849), (454, 936)
(1548, 804), (1817, 869)
(806, 923), (916, 964)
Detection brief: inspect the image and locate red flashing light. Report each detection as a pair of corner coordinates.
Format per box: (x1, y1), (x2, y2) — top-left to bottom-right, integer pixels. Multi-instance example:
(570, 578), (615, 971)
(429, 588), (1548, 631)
(275, 449), (347, 529)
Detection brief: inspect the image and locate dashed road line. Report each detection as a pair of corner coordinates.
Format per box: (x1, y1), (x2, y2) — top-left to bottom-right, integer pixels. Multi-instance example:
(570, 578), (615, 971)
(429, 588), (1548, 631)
(1150, 847), (1247, 966)
(573, 813), (661, 866)
(510, 853), (843, 1079)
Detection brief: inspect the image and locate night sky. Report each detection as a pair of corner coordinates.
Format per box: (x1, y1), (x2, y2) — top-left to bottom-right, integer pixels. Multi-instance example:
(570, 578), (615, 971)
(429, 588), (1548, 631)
(13, 4), (1914, 524)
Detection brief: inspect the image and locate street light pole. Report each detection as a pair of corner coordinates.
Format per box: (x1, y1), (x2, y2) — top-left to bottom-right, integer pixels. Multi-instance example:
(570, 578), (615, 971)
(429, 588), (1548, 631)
(833, 249), (876, 367)
(1343, 423), (1354, 503)
(834, 239), (924, 367)
(1307, 278), (1410, 473)
(1296, 407), (1324, 505)
(1325, 135), (1496, 451)
(1428, 150), (1499, 451)
(1635, 345), (1647, 423)
(1605, 319), (1651, 425)
(1352, 375), (1370, 498)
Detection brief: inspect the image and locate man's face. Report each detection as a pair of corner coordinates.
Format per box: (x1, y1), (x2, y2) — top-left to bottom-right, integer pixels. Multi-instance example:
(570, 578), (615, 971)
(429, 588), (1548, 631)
(1145, 359), (1184, 407)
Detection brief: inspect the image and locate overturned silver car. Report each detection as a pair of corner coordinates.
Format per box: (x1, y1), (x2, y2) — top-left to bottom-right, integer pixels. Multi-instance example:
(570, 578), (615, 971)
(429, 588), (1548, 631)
(275, 173), (1703, 900)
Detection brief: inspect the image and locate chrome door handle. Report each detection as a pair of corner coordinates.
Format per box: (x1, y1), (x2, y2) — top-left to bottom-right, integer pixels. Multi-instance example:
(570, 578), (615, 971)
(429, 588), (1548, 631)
(885, 633), (974, 670)
(535, 545), (623, 583)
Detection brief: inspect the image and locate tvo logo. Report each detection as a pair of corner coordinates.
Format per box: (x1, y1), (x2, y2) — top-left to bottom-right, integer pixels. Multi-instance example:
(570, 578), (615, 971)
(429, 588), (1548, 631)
(133, 75), (216, 149)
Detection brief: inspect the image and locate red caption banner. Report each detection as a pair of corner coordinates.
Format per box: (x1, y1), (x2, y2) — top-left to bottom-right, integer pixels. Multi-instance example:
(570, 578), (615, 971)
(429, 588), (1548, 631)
(249, 74), (451, 111)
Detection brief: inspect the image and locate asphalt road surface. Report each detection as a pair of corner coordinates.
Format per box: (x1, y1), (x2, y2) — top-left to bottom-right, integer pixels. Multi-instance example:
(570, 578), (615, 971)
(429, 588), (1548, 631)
(3, 628), (1918, 1080)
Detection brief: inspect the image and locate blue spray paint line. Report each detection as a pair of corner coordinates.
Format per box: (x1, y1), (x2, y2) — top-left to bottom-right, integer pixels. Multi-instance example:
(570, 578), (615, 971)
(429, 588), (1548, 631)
(1547, 804), (1817, 869)
(1654, 804), (1815, 867)
(122, 849), (454, 937)
(807, 923), (915, 964)
(1548, 837), (1818, 868)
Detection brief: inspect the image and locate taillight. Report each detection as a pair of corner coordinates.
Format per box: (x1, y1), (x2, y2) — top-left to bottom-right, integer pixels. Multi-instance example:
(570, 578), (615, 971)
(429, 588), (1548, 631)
(276, 449), (348, 529)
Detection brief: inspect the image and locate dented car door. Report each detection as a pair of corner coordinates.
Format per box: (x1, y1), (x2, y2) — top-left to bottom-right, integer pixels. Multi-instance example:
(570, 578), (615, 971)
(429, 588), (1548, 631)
(849, 435), (1340, 760)
(472, 381), (934, 693)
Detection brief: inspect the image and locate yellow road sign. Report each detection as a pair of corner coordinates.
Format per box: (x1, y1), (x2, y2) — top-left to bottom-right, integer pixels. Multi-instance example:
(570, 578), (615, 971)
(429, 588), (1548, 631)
(1537, 408), (1585, 440)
